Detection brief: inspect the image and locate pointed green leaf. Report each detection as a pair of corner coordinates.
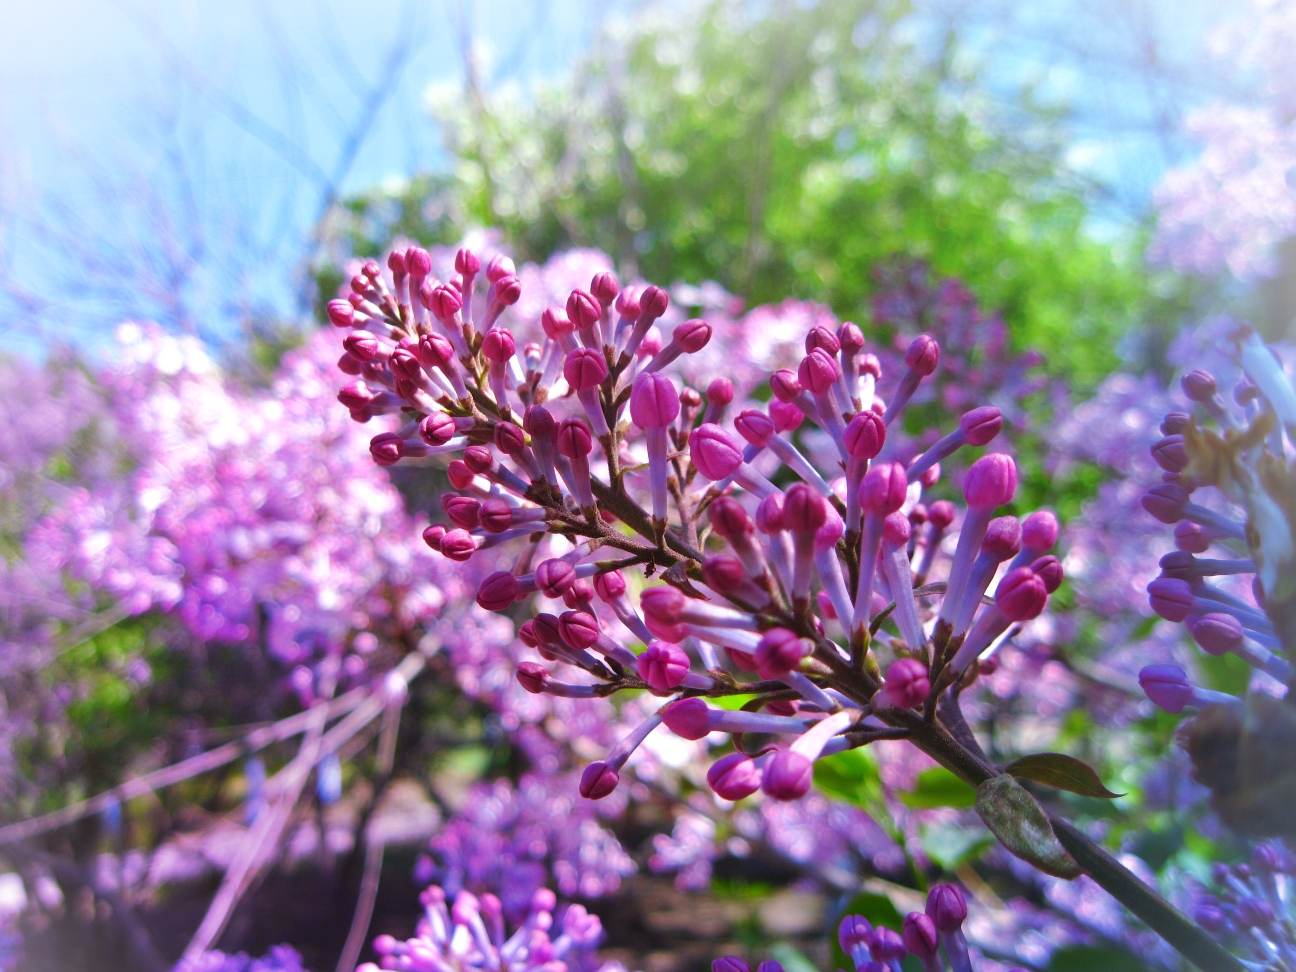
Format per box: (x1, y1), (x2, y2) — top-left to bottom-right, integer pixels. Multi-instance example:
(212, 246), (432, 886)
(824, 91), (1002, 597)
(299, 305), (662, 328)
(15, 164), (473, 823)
(1005, 753), (1124, 799)
(976, 775), (1081, 879)
(897, 766), (978, 808)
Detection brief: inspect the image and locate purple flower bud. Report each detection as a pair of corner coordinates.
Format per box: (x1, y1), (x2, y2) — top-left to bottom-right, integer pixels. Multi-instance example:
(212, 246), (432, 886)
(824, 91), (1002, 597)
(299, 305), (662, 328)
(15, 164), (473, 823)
(755, 627), (808, 679)
(476, 572), (520, 612)
(557, 610), (600, 650)
(536, 559), (577, 598)
(806, 324), (841, 355)
(883, 511), (911, 547)
(564, 348), (608, 390)
(769, 400), (804, 432)
(798, 349), (841, 394)
(484, 253), (514, 282)
(1147, 576), (1194, 622)
(638, 642), (691, 692)
(1029, 555), (1064, 593)
(478, 499), (514, 533)
(860, 462), (908, 514)
(905, 334), (940, 375)
(963, 453), (1017, 509)
(838, 322), (865, 354)
(1151, 435), (1188, 473)
(638, 285), (670, 321)
(662, 697), (714, 740)
(579, 761), (619, 800)
(631, 372), (681, 428)
(419, 412), (457, 446)
(783, 484), (828, 533)
(995, 567), (1048, 621)
(1182, 369), (1218, 402)
(675, 319), (713, 352)
(703, 554), (749, 594)
(689, 424), (744, 481)
(1187, 613), (1243, 656)
(494, 421), (528, 456)
(337, 380), (377, 410)
(1138, 664), (1193, 713)
(557, 418), (593, 457)
(929, 500), (956, 529)
(429, 284), (463, 321)
(1236, 897), (1273, 928)
(566, 289), (601, 331)
(327, 298), (356, 328)
(735, 409), (777, 446)
(710, 497), (756, 540)
(869, 927), (906, 962)
(482, 328), (516, 364)
(1021, 510), (1058, 553)
(883, 658), (930, 709)
(770, 369), (803, 403)
(443, 494), (482, 530)
(591, 271), (619, 305)
(925, 885), (967, 932)
(440, 529), (476, 562)
(1161, 411), (1190, 435)
(707, 753), (762, 801)
(1143, 482), (1190, 524)
(960, 405), (1003, 445)
(542, 307), (574, 340)
(708, 377), (735, 405)
(516, 662), (548, 694)
(902, 913), (938, 959)
(712, 959), (751, 972)
(981, 516), (1022, 559)
(839, 915), (873, 952)
(756, 961), (785, 972)
(844, 410), (887, 459)
(761, 750), (813, 801)
(369, 433), (405, 467)
(1193, 903), (1226, 932)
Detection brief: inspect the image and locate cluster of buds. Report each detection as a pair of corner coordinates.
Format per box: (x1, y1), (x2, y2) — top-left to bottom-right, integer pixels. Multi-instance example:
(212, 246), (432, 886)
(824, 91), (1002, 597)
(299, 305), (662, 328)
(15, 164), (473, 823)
(1192, 844), (1296, 970)
(328, 239), (1065, 809)
(716, 885), (1020, 972)
(1136, 332), (1296, 702)
(359, 884), (609, 972)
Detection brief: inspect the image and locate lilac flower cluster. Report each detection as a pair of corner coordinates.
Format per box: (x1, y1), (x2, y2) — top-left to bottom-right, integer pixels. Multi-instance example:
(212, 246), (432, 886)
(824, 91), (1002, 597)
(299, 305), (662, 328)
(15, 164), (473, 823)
(1191, 843), (1296, 969)
(357, 883), (625, 972)
(176, 944), (309, 972)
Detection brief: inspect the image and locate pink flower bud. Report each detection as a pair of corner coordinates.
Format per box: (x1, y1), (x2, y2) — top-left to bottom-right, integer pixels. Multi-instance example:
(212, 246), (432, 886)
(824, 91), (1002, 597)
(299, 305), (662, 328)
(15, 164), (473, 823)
(429, 285), (462, 321)
(369, 433), (404, 466)
(443, 494), (481, 530)
(1151, 435), (1188, 473)
(995, 567), (1047, 621)
(390, 347), (422, 381)
(558, 611), (600, 650)
(327, 299), (356, 328)
(905, 334), (940, 375)
(536, 559), (577, 598)
(638, 285), (669, 321)
(707, 753), (761, 800)
(982, 516), (1022, 559)
(1142, 482), (1189, 523)
(556, 418), (593, 458)
(769, 369), (802, 403)
(1147, 576), (1194, 621)
(641, 586), (685, 624)
(859, 353), (882, 379)
(343, 332), (380, 361)
(463, 446), (493, 474)
(1181, 369), (1217, 402)
(638, 327), (663, 357)
(702, 554), (748, 594)
(446, 462), (475, 490)
(387, 249), (408, 275)
(675, 319), (713, 352)
(860, 461), (908, 514)
(1029, 555), (1064, 593)
(563, 348), (608, 391)
(798, 349), (840, 395)
(631, 372), (681, 428)
(440, 529), (476, 562)
(884, 658), (930, 709)
(516, 662), (548, 694)
(455, 247), (481, 276)
(422, 524), (446, 550)
(579, 761), (619, 800)
(485, 254), (515, 282)
(1174, 520), (1210, 552)
(782, 484), (828, 533)
(769, 400), (804, 432)
(482, 328), (516, 362)
(338, 354), (362, 376)
(1139, 664), (1193, 713)
(761, 750), (813, 801)
(837, 322), (865, 354)
(615, 286), (641, 319)
(478, 499), (514, 533)
(477, 571), (520, 611)
(638, 642), (691, 692)
(709, 497), (755, 539)
(963, 453), (1017, 509)
(818, 591), (837, 619)
(882, 511), (911, 547)
(755, 628), (807, 679)
(594, 570), (627, 601)
(591, 271), (619, 305)
(844, 410), (886, 459)
(925, 885), (967, 932)
(419, 333), (455, 369)
(688, 424), (744, 481)
(707, 378), (735, 406)
(337, 380), (377, 410)
(805, 325), (841, 355)
(734, 410), (776, 446)
(1187, 613), (1243, 656)
(405, 246), (432, 277)
(566, 289), (601, 330)
(662, 697), (714, 739)
(1021, 510), (1059, 553)
(959, 406), (1002, 446)
(542, 307), (574, 339)
(928, 500), (956, 529)
(493, 274), (522, 306)
(755, 493), (785, 533)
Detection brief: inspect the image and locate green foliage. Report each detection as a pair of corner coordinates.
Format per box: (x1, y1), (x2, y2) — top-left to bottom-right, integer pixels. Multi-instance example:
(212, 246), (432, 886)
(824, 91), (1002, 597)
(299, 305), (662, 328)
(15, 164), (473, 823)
(1045, 945), (1146, 972)
(897, 766), (977, 809)
(813, 746), (884, 810)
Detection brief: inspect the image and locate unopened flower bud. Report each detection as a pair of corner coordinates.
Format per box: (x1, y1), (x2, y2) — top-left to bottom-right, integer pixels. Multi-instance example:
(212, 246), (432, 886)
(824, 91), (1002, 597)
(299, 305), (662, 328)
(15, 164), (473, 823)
(1187, 612), (1243, 656)
(844, 410), (886, 459)
(960, 405), (1003, 445)
(1147, 576), (1194, 622)
(761, 750), (813, 801)
(477, 571), (520, 611)
(995, 567), (1048, 621)
(579, 761), (619, 800)
(883, 658), (930, 709)
(1138, 664), (1193, 713)
(638, 642), (691, 692)
(963, 453), (1017, 508)
(707, 753), (761, 801)
(755, 627), (808, 679)
(1181, 370), (1217, 402)
(925, 884), (967, 932)
(905, 334), (940, 375)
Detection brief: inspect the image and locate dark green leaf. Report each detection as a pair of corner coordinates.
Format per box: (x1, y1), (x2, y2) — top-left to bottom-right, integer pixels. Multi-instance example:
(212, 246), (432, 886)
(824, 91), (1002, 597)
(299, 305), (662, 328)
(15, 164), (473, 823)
(1004, 752), (1124, 798)
(813, 748), (884, 810)
(898, 767), (977, 809)
(975, 775), (1081, 879)
(1046, 945), (1145, 972)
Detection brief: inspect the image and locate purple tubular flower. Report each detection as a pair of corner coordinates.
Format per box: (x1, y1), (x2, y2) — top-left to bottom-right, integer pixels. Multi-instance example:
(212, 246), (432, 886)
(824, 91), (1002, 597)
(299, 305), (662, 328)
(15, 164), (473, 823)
(591, 570), (654, 643)
(814, 507), (854, 626)
(621, 285), (670, 361)
(1008, 509), (1059, 570)
(939, 453), (1017, 630)
(662, 697), (811, 740)
(581, 712), (663, 800)
(1187, 612), (1291, 680)
(843, 409), (887, 528)
(883, 334), (940, 426)
(762, 710), (854, 801)
(951, 515), (1022, 635)
(907, 405), (1003, 482)
(556, 417), (596, 509)
(879, 658), (930, 710)
(637, 641), (692, 692)
(689, 424), (778, 496)
(880, 512), (925, 649)
(703, 377), (734, 425)
(567, 288), (604, 349)
(903, 913), (940, 972)
(631, 372), (682, 524)
(1138, 664), (1238, 713)
(707, 752), (762, 801)
(799, 349), (849, 456)
(563, 347), (611, 436)
(734, 409), (833, 496)
(644, 318), (712, 374)
(853, 461), (910, 631)
(782, 484), (829, 601)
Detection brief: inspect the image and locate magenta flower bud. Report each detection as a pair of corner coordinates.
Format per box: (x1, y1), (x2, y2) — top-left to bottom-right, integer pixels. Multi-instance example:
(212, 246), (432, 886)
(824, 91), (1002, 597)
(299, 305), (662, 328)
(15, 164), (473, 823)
(1139, 664), (1193, 713)
(925, 885), (967, 932)
(689, 424), (744, 481)
(641, 585), (686, 624)
(446, 462), (475, 490)
(556, 418), (593, 459)
(1187, 612), (1243, 656)
(798, 349), (841, 395)
(902, 913), (939, 959)
(884, 658), (930, 709)
(343, 332), (381, 361)
(782, 484), (828, 533)
(419, 332), (455, 369)
(844, 410), (886, 459)
(1181, 369), (1218, 402)
(557, 611), (600, 649)
(638, 284), (669, 319)
(639, 329), (664, 358)
(710, 497), (755, 539)
(536, 559), (577, 598)
(579, 761), (620, 800)
(589, 271), (619, 306)
(995, 567), (1048, 621)
(869, 927), (906, 962)
(712, 959), (751, 972)
(563, 347), (608, 390)
(761, 750), (813, 801)
(929, 500), (956, 529)
(963, 453), (1017, 509)
(839, 915), (873, 953)
(422, 524), (446, 550)
(541, 307), (574, 341)
(443, 494), (482, 530)
(1147, 576), (1194, 621)
(485, 253), (514, 283)
(703, 554), (748, 594)
(369, 432), (404, 467)
(1162, 411), (1190, 435)
(387, 249), (408, 275)
(516, 662), (548, 694)
(327, 299), (356, 328)
(805, 324), (841, 355)
(707, 753), (762, 801)
(662, 697), (714, 739)
(859, 353), (882, 379)
(919, 462), (941, 487)
(440, 529), (476, 562)
(638, 642), (691, 692)
(463, 446), (493, 474)
(406, 246), (432, 278)
(1030, 555), (1064, 593)
(675, 318), (713, 352)
(960, 405), (1003, 446)
(707, 377), (734, 405)
(479, 499), (514, 533)
(837, 322), (865, 354)
(735, 409), (776, 446)
(454, 247), (481, 277)
(338, 353), (362, 376)
(631, 372), (681, 428)
(769, 369), (803, 403)
(1143, 482), (1190, 523)
(769, 400), (804, 432)
(860, 461), (908, 514)
(567, 289), (601, 330)
(615, 285), (640, 317)
(1152, 435), (1188, 473)
(1021, 510), (1058, 553)
(337, 380), (377, 410)
(390, 347), (423, 381)
(905, 334), (940, 375)
(982, 516), (1022, 560)
(484, 276), (520, 310)
(477, 571), (520, 611)
(755, 627), (807, 679)
(429, 284), (463, 321)
(482, 327), (516, 362)
(494, 422), (527, 458)
(883, 510), (911, 547)
(417, 412), (458, 448)
(595, 570), (627, 601)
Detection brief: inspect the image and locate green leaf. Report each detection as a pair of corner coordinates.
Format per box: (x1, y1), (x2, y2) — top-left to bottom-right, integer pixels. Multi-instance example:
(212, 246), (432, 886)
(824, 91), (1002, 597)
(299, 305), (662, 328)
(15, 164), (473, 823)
(975, 775), (1081, 879)
(813, 747), (884, 809)
(919, 822), (995, 871)
(1004, 752), (1124, 798)
(1045, 945), (1145, 972)
(768, 943), (820, 972)
(898, 767), (978, 809)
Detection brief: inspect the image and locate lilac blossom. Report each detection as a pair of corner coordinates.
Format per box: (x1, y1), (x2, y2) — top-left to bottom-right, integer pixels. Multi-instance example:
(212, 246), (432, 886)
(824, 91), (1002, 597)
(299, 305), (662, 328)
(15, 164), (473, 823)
(175, 945), (309, 972)
(1187, 843), (1296, 969)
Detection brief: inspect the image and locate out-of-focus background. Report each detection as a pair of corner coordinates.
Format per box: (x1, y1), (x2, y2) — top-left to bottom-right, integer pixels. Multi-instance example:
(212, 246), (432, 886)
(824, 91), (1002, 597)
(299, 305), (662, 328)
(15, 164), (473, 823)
(1, 1), (1293, 971)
